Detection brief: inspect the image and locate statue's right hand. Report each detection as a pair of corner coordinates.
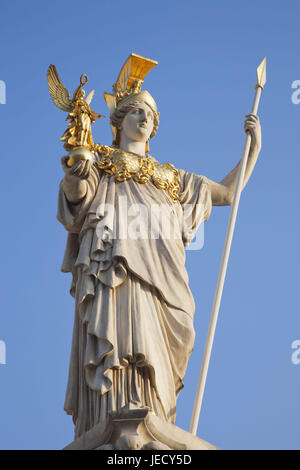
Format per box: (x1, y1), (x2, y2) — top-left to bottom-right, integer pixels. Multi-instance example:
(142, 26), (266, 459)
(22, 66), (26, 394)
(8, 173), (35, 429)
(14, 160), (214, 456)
(61, 154), (92, 180)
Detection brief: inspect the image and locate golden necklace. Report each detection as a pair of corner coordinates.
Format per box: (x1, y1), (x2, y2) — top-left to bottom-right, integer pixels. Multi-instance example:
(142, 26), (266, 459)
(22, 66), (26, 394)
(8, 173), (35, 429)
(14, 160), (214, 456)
(94, 144), (180, 202)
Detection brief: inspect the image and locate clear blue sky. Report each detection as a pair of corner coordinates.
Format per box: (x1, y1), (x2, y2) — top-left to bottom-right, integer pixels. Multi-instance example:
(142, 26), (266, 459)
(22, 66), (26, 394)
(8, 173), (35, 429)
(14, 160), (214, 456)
(0, 0), (299, 450)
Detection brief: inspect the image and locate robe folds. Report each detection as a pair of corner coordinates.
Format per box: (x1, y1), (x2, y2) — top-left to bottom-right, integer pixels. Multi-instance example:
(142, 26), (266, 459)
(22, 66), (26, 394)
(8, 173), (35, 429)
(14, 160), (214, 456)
(57, 151), (212, 438)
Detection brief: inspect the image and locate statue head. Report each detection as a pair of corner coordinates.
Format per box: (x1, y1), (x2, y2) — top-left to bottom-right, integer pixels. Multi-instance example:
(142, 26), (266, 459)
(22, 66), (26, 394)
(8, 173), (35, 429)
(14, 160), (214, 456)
(110, 98), (159, 150)
(104, 54), (160, 153)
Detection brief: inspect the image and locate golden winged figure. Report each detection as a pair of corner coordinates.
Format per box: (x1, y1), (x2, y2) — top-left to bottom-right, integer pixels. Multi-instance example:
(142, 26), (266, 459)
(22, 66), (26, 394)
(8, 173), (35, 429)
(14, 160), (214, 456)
(47, 64), (103, 152)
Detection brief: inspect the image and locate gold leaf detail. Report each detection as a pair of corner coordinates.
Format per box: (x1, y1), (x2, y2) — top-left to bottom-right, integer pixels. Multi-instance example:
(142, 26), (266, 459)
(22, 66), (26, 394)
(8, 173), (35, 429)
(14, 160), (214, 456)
(95, 147), (180, 202)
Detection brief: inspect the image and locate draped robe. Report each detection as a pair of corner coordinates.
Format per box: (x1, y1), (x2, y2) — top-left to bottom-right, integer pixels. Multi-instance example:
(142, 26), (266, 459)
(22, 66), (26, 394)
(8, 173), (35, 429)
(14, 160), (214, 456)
(57, 151), (212, 438)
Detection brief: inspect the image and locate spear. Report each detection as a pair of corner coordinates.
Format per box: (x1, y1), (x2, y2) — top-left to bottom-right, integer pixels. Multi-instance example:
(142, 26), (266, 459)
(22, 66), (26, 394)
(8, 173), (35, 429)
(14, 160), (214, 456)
(189, 58), (267, 435)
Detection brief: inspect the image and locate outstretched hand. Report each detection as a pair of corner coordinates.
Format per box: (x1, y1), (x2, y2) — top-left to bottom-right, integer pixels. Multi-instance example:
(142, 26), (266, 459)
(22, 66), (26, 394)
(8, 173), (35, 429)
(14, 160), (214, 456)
(61, 155), (93, 180)
(69, 158), (92, 179)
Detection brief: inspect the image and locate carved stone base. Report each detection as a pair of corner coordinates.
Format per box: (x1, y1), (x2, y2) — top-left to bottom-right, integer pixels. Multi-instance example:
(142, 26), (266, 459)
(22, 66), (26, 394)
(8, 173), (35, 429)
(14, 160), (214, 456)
(63, 403), (218, 450)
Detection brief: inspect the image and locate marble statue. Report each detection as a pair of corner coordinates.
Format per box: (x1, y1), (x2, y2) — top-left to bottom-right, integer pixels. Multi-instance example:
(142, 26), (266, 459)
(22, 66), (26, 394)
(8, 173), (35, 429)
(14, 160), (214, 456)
(48, 54), (261, 448)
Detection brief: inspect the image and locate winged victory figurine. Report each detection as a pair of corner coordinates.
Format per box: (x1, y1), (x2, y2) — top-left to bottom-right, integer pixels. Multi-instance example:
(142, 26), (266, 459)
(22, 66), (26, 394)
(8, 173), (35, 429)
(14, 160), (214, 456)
(47, 64), (103, 152)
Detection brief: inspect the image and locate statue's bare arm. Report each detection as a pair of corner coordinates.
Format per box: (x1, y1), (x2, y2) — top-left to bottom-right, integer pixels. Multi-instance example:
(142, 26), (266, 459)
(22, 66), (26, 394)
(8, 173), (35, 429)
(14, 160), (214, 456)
(207, 114), (261, 206)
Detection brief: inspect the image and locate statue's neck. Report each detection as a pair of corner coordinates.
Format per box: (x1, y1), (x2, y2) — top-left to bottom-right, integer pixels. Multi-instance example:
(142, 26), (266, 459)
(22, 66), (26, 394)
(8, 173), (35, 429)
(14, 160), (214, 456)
(119, 134), (145, 157)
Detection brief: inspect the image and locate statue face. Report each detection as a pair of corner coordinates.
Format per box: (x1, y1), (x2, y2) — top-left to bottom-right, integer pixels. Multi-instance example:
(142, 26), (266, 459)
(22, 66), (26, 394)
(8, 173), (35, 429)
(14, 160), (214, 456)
(120, 102), (154, 143)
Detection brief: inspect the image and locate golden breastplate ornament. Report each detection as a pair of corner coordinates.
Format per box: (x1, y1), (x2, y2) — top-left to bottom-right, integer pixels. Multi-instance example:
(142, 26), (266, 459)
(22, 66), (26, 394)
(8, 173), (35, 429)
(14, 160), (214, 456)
(94, 145), (180, 202)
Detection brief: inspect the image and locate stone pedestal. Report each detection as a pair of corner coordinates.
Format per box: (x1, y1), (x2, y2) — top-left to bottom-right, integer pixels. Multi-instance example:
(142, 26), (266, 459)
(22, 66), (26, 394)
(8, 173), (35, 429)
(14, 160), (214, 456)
(63, 403), (218, 450)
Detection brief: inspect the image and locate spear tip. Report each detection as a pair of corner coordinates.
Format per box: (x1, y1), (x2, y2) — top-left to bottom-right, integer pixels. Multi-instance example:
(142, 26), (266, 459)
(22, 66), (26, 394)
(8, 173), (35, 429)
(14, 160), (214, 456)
(256, 57), (266, 89)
